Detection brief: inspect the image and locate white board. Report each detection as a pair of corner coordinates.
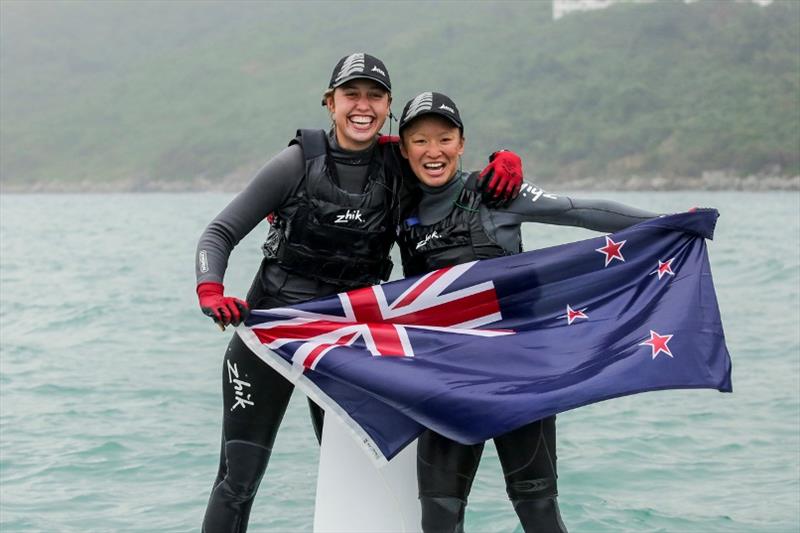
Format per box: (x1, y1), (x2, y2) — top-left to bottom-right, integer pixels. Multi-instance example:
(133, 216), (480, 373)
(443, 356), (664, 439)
(313, 415), (421, 532)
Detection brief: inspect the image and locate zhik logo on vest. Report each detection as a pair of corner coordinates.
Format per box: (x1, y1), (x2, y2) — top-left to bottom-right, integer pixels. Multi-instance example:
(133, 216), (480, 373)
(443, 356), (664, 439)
(416, 231), (441, 250)
(334, 209), (365, 224)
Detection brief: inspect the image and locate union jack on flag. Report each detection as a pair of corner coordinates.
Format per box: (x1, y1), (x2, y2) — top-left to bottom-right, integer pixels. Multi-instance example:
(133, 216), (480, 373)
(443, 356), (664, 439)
(251, 262), (512, 369)
(237, 210), (732, 464)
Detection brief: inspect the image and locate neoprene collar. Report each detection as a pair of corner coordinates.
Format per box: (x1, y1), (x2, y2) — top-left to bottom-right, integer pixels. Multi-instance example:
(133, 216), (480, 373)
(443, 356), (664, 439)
(327, 130), (376, 167)
(416, 171), (469, 225)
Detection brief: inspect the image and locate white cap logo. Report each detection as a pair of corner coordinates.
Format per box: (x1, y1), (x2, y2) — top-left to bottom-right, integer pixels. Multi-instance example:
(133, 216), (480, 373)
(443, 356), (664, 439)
(439, 104), (454, 113)
(335, 53), (365, 82)
(403, 92), (433, 122)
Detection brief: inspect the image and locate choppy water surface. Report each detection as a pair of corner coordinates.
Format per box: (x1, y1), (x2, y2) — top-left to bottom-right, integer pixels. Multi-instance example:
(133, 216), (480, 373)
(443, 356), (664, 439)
(1, 192), (798, 532)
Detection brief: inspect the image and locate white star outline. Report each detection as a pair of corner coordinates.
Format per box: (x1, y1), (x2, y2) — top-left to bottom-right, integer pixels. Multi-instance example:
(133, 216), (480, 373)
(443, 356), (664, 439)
(558, 304), (589, 325)
(650, 258), (676, 280)
(595, 236), (627, 267)
(638, 330), (674, 360)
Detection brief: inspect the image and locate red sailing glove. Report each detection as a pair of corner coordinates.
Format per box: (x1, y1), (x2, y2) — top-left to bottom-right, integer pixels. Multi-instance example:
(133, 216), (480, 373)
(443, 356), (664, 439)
(197, 282), (249, 329)
(478, 150), (523, 207)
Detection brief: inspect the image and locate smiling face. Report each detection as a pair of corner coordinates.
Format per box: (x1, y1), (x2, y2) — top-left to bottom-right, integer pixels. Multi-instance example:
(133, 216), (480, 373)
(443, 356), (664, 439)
(325, 79), (391, 151)
(400, 115), (465, 188)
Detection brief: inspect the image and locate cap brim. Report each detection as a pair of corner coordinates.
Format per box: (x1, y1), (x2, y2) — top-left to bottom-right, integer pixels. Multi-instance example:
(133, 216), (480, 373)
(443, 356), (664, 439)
(400, 109), (463, 131)
(331, 74), (391, 92)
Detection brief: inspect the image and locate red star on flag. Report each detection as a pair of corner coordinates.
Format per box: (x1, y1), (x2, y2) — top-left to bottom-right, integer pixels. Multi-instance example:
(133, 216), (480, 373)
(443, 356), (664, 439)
(595, 236), (626, 267)
(650, 258), (675, 280)
(562, 304), (588, 325)
(639, 330), (674, 359)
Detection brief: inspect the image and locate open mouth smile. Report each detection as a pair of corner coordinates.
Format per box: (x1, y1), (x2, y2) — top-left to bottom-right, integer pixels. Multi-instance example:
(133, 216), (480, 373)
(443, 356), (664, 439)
(348, 115), (375, 131)
(422, 162), (448, 177)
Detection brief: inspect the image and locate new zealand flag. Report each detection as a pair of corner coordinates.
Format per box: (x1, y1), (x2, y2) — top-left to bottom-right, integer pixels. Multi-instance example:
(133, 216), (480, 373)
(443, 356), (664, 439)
(237, 210), (732, 464)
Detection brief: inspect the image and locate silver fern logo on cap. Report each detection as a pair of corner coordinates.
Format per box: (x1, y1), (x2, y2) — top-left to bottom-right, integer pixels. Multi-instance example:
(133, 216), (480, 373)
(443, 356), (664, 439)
(403, 92), (433, 123)
(335, 53), (366, 83)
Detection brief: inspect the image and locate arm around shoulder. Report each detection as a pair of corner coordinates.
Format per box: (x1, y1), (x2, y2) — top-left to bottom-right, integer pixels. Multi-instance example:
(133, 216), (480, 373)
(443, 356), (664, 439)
(499, 183), (660, 233)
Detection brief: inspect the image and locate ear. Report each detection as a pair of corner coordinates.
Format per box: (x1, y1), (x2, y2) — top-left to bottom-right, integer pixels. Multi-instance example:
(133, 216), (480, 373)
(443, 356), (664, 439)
(457, 135), (465, 157)
(325, 94), (335, 113)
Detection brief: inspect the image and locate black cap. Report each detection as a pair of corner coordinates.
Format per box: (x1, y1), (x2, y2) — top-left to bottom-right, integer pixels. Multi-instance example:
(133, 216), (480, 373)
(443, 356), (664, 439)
(328, 52), (391, 92)
(398, 92), (463, 133)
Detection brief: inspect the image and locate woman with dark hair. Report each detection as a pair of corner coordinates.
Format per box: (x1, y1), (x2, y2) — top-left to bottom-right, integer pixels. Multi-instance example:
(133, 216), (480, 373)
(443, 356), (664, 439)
(396, 91), (662, 533)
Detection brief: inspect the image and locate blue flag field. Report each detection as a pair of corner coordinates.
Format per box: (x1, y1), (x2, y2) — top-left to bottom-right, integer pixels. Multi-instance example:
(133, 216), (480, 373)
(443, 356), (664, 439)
(237, 210), (732, 464)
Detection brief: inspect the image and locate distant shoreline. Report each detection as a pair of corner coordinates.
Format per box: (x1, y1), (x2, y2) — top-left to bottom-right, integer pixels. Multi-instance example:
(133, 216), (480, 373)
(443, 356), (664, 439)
(1, 172), (798, 193)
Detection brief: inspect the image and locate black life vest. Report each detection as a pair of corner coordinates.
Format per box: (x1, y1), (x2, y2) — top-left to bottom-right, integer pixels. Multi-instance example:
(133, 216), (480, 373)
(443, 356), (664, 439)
(262, 129), (398, 287)
(397, 172), (516, 277)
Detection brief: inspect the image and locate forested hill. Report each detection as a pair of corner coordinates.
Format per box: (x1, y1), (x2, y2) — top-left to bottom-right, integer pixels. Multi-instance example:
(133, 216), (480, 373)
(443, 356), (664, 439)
(1, 0), (798, 191)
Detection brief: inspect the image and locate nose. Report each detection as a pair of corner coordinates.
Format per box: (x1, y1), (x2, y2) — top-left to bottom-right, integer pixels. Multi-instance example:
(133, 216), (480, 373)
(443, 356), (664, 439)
(426, 141), (444, 157)
(354, 93), (371, 110)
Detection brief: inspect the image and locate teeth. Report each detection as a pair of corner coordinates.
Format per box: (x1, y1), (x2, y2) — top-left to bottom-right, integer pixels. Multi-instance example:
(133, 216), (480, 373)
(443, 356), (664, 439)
(350, 116), (373, 125)
(424, 163), (445, 170)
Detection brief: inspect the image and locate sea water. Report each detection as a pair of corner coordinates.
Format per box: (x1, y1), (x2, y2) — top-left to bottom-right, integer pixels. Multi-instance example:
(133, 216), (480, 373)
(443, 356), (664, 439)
(1, 191), (798, 532)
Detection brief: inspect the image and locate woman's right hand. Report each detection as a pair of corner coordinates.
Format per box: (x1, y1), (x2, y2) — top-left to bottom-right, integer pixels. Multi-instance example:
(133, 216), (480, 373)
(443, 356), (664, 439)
(196, 282), (250, 329)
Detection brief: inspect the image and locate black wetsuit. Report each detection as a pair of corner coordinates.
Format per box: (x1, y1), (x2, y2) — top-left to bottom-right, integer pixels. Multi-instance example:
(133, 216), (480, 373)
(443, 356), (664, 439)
(197, 131), (407, 533)
(398, 171), (658, 533)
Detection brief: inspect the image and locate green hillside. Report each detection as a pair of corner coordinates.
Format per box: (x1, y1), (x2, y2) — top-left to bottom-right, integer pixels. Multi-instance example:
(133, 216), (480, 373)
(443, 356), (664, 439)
(1, 0), (798, 190)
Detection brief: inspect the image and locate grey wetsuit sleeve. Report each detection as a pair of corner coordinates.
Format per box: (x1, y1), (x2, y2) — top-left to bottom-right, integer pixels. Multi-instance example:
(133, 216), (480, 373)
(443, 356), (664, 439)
(195, 144), (305, 285)
(497, 181), (660, 233)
